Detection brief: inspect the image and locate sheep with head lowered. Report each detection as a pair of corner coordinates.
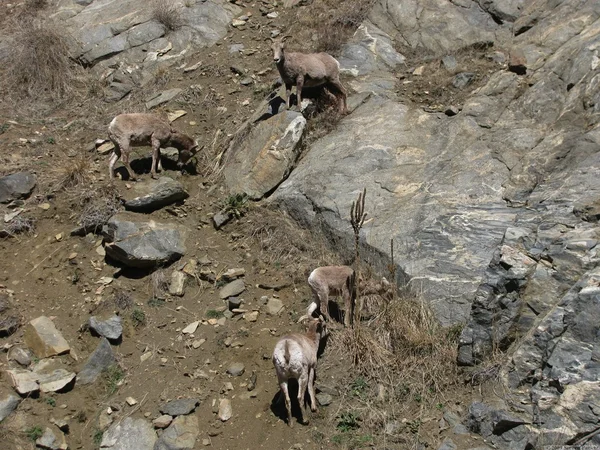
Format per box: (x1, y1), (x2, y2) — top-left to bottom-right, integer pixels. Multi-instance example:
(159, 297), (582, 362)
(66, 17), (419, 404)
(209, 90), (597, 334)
(106, 113), (199, 181)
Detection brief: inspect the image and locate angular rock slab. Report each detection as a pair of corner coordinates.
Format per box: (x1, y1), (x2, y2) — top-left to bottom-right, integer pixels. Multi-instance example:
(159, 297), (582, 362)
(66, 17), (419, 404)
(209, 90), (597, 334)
(38, 369), (76, 393)
(0, 172), (36, 203)
(219, 279), (245, 299)
(24, 316), (70, 358)
(154, 415), (199, 450)
(89, 316), (123, 343)
(122, 177), (189, 213)
(77, 338), (116, 385)
(224, 110), (306, 200)
(0, 394), (20, 422)
(103, 212), (186, 269)
(100, 417), (156, 450)
(6, 369), (39, 395)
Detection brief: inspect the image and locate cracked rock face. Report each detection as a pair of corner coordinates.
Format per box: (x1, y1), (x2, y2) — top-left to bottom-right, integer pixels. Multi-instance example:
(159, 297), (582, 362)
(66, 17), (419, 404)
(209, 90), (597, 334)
(267, 0), (600, 446)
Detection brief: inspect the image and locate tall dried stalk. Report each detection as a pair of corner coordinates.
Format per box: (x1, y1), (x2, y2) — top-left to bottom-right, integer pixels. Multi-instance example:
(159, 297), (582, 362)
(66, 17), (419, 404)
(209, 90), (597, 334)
(350, 188), (367, 324)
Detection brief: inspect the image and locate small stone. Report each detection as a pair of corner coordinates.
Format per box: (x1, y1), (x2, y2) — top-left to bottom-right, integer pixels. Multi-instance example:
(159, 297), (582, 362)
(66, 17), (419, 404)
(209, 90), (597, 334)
(413, 65), (425, 75)
(218, 399), (232, 421)
(169, 271), (186, 297)
(452, 72), (475, 89)
(68, 252), (78, 260)
(316, 393), (332, 406)
(98, 410), (113, 431)
(153, 414), (173, 429)
(192, 339), (205, 349)
(231, 19), (246, 27)
(39, 203), (51, 210)
(219, 279), (245, 299)
(266, 11), (278, 18)
(126, 397), (138, 406)
(183, 61), (203, 73)
(244, 311), (258, 322)
(508, 48), (527, 75)
(182, 321), (200, 334)
(50, 417), (69, 433)
(167, 110), (187, 122)
(445, 106), (460, 116)
(228, 297), (242, 310)
(155, 415), (199, 449)
(159, 398), (199, 416)
(8, 347), (32, 366)
(55, 233), (63, 241)
(221, 268), (246, 280)
(89, 316), (122, 343)
(441, 55), (457, 71)
(36, 427), (68, 450)
(265, 298), (283, 315)
(212, 212), (231, 230)
(226, 362), (245, 377)
(96, 142), (115, 155)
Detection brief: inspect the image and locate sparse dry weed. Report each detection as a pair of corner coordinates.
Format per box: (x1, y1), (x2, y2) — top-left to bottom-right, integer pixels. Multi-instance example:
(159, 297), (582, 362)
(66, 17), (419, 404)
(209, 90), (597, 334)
(56, 156), (91, 190)
(0, 18), (80, 100)
(76, 184), (122, 234)
(150, 269), (169, 299)
(4, 216), (36, 237)
(152, 0), (185, 31)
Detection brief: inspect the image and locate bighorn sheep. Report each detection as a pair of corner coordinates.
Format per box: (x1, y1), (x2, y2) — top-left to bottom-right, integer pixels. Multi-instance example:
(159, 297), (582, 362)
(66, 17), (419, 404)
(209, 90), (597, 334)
(272, 316), (327, 426)
(270, 36), (348, 114)
(301, 265), (356, 327)
(107, 113), (199, 181)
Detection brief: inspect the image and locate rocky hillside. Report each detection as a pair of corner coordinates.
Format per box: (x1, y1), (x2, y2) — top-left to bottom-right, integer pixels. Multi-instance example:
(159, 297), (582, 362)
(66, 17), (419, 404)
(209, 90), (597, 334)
(0, 0), (599, 449)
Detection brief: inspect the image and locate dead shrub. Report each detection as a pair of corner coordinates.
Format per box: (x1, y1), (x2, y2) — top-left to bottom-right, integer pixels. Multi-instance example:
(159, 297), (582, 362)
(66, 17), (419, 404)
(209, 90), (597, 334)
(152, 0), (185, 31)
(76, 185), (122, 234)
(4, 216), (36, 237)
(112, 288), (133, 310)
(1, 18), (79, 99)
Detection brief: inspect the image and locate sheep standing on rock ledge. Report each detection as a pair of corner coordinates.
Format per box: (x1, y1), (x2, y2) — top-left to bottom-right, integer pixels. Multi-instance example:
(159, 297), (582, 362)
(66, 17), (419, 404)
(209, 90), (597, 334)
(270, 36), (348, 114)
(107, 113), (199, 181)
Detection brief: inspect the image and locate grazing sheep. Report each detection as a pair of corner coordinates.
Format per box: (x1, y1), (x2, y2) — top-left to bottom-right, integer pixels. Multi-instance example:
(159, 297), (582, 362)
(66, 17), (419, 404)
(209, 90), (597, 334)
(300, 265), (356, 327)
(272, 316), (327, 426)
(107, 113), (199, 181)
(271, 36), (348, 114)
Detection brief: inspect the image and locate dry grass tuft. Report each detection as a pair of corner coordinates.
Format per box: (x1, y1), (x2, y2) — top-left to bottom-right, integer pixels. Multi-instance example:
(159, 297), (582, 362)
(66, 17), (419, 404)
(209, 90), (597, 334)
(1, 18), (80, 99)
(296, 0), (376, 53)
(112, 288), (133, 310)
(152, 0), (185, 31)
(330, 288), (459, 409)
(56, 156), (91, 190)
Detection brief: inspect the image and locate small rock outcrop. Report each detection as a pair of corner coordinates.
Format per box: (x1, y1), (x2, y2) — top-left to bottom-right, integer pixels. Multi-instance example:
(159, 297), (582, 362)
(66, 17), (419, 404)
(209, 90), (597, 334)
(0, 394), (20, 422)
(159, 399), (199, 417)
(122, 177), (189, 213)
(103, 212), (187, 269)
(224, 110), (306, 200)
(219, 279), (245, 299)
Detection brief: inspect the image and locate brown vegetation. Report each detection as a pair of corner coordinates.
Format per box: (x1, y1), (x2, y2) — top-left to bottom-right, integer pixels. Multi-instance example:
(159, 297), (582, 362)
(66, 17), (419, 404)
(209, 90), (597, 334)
(152, 0), (185, 31)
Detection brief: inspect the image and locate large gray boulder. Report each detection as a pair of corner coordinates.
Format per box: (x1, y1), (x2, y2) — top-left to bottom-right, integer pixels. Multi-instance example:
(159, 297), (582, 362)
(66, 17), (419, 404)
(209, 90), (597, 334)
(103, 212), (187, 269)
(224, 110), (306, 200)
(122, 177), (189, 213)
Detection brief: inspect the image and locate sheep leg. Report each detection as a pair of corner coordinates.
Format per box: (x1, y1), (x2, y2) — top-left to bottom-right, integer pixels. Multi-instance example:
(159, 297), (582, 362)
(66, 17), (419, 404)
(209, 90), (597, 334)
(330, 79), (348, 114)
(157, 152), (163, 173)
(108, 147), (120, 180)
(285, 83), (292, 110)
(150, 136), (161, 179)
(280, 381), (293, 427)
(297, 372), (309, 424)
(120, 143), (137, 181)
(318, 291), (334, 325)
(295, 76), (304, 111)
(308, 367), (318, 412)
(343, 287), (353, 327)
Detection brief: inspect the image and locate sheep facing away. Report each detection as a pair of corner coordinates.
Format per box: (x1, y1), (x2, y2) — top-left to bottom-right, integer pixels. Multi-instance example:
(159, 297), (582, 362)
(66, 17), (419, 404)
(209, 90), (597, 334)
(107, 113), (199, 181)
(301, 265), (356, 327)
(272, 316), (327, 426)
(271, 36), (348, 114)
